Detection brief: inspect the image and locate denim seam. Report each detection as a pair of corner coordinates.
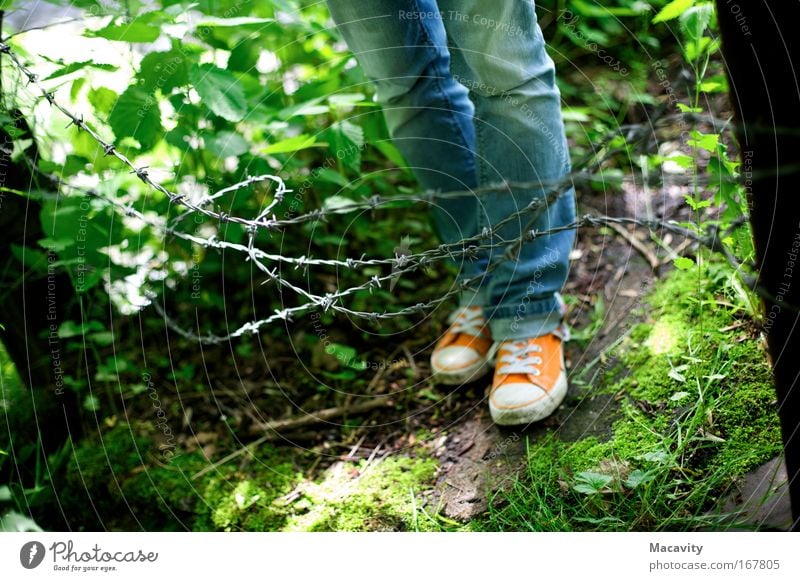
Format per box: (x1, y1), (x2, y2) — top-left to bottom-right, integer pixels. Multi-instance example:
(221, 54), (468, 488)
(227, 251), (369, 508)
(474, 98), (488, 234)
(410, 0), (476, 187)
(486, 295), (560, 320)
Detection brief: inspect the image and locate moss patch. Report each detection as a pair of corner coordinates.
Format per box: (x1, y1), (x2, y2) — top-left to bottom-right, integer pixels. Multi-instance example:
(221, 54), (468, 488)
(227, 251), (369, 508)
(283, 455), (438, 531)
(48, 421), (439, 531)
(479, 264), (782, 531)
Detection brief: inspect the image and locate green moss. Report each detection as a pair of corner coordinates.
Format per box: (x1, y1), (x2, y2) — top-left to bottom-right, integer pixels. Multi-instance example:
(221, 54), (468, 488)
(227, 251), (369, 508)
(57, 423), (153, 530)
(481, 264), (784, 531)
(51, 417), (441, 531)
(121, 451), (216, 530)
(284, 455), (438, 531)
(193, 448), (303, 532)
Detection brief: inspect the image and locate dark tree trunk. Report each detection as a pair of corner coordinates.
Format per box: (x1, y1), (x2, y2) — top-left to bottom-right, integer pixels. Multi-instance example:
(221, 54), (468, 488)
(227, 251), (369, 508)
(715, 0), (800, 530)
(0, 108), (83, 474)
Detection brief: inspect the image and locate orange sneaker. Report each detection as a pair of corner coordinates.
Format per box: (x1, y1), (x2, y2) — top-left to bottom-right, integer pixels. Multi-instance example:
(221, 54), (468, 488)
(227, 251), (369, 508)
(489, 333), (567, 425)
(431, 306), (493, 385)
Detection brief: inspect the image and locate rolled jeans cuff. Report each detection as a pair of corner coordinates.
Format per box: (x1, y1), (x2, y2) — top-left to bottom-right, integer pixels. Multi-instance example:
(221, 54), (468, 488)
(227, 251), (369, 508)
(458, 283), (491, 308)
(487, 293), (568, 342)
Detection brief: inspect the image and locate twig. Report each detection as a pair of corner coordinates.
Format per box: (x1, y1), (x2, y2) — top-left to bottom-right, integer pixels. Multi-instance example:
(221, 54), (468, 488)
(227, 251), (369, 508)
(251, 396), (394, 433)
(402, 344), (419, 378)
(606, 221), (661, 272)
(345, 433), (368, 460)
(192, 396), (394, 479)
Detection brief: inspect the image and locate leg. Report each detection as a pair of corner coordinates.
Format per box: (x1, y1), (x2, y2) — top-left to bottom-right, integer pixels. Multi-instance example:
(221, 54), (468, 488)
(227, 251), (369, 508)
(326, 0), (488, 286)
(437, 0), (576, 341)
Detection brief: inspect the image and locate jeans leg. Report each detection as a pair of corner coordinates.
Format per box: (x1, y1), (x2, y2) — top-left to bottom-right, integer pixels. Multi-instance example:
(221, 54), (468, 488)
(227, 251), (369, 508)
(437, 0), (577, 340)
(326, 0), (491, 302)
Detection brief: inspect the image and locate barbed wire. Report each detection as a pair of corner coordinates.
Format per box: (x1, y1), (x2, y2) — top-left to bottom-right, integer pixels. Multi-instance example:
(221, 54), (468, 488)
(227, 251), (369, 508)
(0, 41), (763, 344)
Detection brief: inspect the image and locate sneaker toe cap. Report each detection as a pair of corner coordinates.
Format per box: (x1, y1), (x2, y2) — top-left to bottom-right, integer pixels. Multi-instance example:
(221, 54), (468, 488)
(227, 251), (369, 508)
(490, 381), (549, 410)
(431, 346), (480, 371)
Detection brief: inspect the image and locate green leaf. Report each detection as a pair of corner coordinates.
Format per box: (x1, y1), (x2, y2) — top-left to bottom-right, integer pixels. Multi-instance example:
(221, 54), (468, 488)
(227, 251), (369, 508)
(38, 238), (74, 252)
(108, 86), (163, 151)
(44, 61), (118, 81)
(279, 99), (329, 119)
(680, 3), (714, 43)
(327, 121), (364, 172)
(673, 256), (695, 270)
(194, 16), (275, 29)
(322, 195), (355, 211)
(666, 153), (694, 169)
(88, 332), (115, 346)
(653, 0), (695, 23)
(138, 50), (190, 92)
(83, 395), (101, 412)
(324, 342), (366, 370)
(328, 93), (369, 109)
(571, 0), (650, 17)
(10, 244), (49, 273)
(676, 103), (702, 113)
(373, 140), (407, 169)
(70, 78), (87, 101)
(204, 130), (250, 157)
(687, 131), (719, 152)
(699, 81), (722, 93)
(573, 472), (613, 495)
(229, 40), (261, 73)
(39, 198), (115, 292)
(316, 168), (349, 187)
(88, 87), (118, 116)
(91, 19), (161, 42)
(639, 450), (671, 465)
(562, 108), (591, 122)
(58, 320), (104, 339)
(572, 484), (601, 495)
(261, 134), (318, 154)
(623, 470), (656, 489)
(684, 194), (713, 210)
(189, 64), (248, 122)
(685, 36), (714, 61)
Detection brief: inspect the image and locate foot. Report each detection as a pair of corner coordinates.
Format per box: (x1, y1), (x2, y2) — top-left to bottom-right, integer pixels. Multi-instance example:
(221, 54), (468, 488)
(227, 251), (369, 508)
(431, 306), (493, 385)
(489, 333), (567, 426)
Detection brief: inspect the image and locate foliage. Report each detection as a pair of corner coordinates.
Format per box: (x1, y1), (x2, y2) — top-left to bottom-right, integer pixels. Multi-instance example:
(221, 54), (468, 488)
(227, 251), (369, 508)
(0, 0), (779, 531)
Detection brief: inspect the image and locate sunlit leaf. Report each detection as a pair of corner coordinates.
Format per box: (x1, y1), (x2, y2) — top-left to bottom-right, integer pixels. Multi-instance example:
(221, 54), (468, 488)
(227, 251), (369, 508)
(108, 86), (163, 151)
(189, 64), (248, 122)
(261, 134), (318, 154)
(653, 0), (695, 23)
(90, 19), (161, 42)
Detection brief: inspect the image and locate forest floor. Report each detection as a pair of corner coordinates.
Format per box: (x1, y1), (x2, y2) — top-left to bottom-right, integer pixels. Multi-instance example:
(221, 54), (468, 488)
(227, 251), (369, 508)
(8, 170), (786, 532)
(0, 0), (791, 535)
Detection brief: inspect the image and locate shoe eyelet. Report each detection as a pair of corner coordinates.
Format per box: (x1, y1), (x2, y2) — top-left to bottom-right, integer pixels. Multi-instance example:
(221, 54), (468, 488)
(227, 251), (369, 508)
(532, 369), (541, 376)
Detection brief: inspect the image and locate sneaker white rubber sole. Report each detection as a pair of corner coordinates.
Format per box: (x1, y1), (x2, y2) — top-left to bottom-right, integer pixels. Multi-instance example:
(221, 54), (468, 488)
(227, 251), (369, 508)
(431, 355), (493, 386)
(489, 372), (568, 426)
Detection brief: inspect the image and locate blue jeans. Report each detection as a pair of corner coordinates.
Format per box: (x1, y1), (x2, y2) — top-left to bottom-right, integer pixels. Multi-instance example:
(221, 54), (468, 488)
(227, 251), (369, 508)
(327, 0), (576, 341)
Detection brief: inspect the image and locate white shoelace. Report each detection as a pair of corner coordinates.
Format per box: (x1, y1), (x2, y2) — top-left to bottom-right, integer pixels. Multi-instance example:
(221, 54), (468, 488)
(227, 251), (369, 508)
(496, 341), (543, 376)
(447, 307), (487, 338)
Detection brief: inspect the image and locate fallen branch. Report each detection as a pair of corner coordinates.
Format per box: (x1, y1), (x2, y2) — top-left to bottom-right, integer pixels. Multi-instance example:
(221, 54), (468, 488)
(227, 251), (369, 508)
(251, 396), (394, 434)
(192, 396), (394, 479)
(606, 221), (662, 272)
